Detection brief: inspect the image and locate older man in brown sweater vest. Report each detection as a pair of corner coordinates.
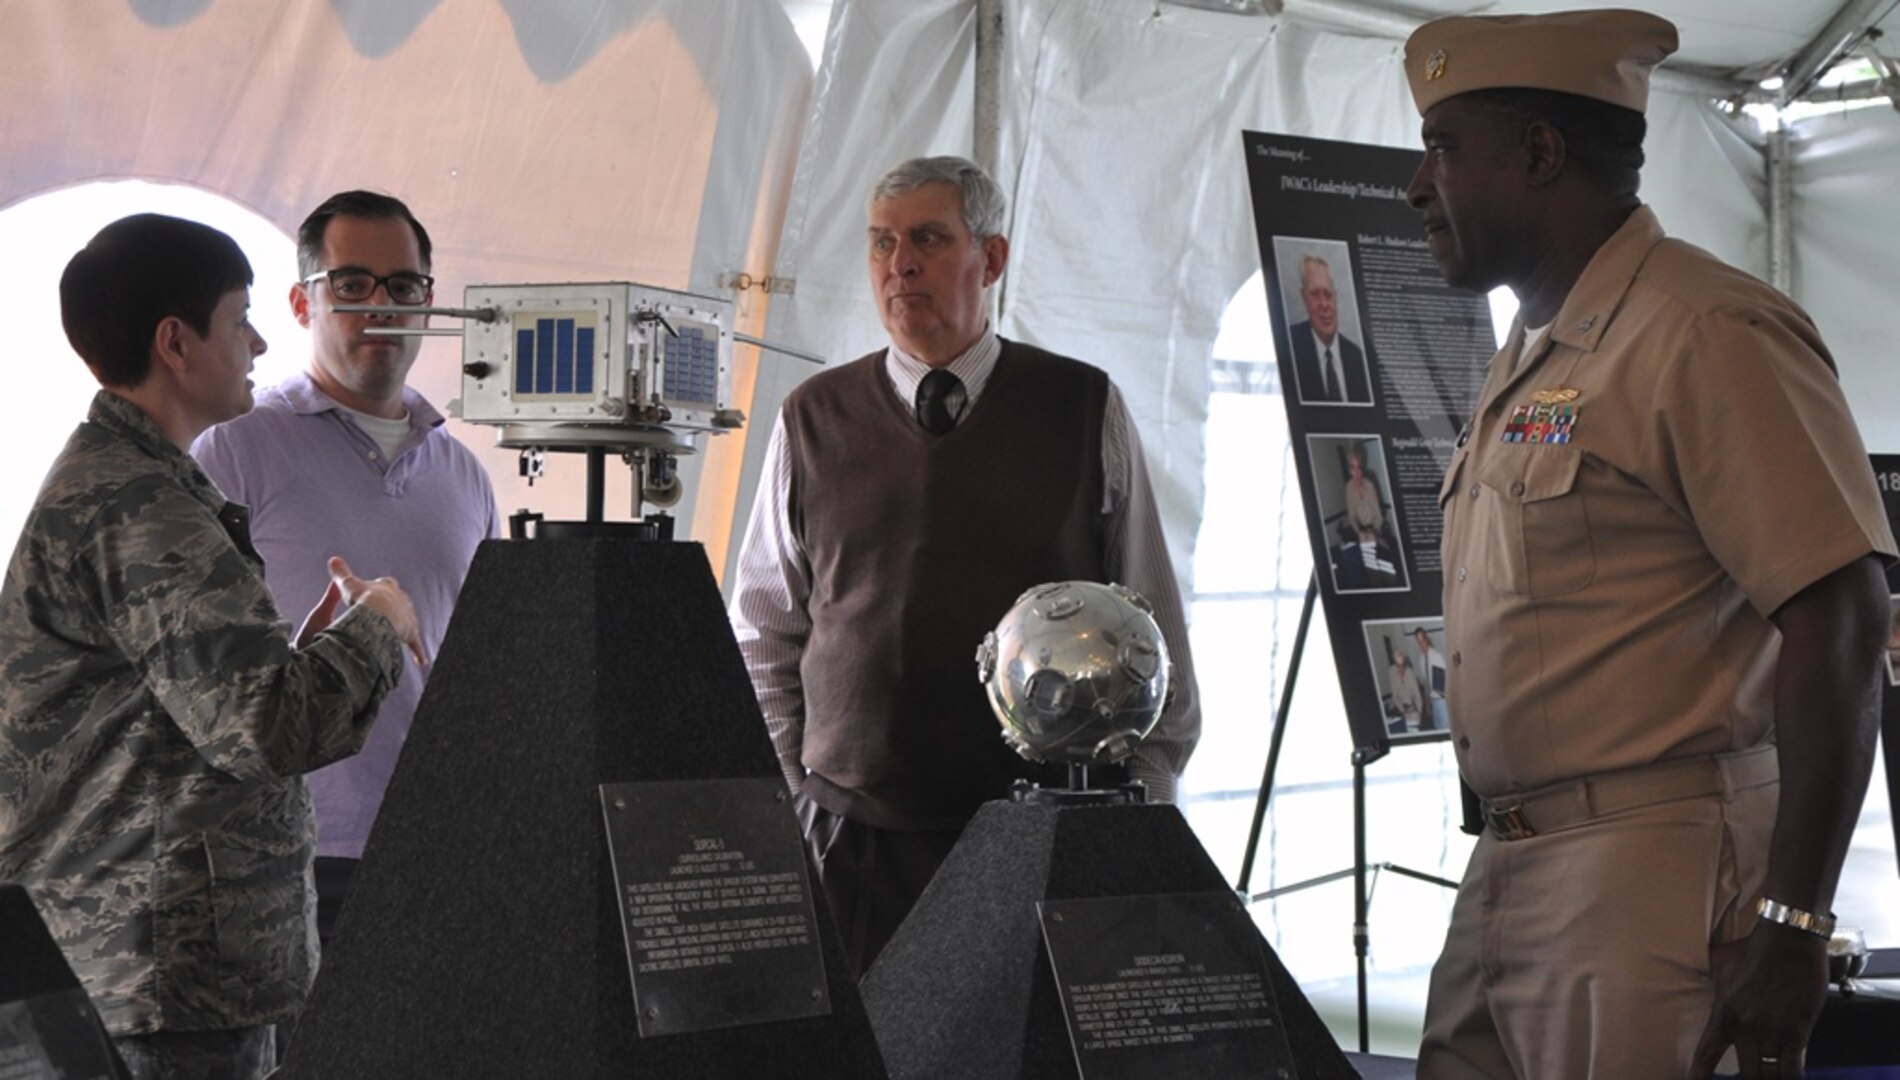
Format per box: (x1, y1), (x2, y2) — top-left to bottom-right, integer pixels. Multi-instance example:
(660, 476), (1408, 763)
(728, 156), (1201, 976)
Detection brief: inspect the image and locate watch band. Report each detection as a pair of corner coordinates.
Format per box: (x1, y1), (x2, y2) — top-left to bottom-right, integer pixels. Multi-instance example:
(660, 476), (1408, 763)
(1757, 897), (1836, 939)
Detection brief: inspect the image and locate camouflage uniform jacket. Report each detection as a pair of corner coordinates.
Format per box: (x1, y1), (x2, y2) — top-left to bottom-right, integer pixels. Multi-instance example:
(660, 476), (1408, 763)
(0, 391), (404, 1035)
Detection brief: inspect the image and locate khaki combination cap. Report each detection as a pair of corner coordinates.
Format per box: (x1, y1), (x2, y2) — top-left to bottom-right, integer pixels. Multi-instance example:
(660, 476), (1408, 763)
(1404, 8), (1680, 116)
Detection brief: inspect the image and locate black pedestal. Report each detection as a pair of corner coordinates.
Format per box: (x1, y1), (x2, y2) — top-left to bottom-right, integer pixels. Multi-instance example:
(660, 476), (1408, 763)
(861, 799), (1357, 1079)
(0, 885), (84, 1006)
(281, 540), (885, 1079)
(0, 885), (129, 1078)
(1809, 977), (1900, 1069)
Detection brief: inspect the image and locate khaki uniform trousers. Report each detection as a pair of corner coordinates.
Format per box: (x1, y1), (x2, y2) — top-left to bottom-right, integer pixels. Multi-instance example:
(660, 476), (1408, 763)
(1419, 773), (1776, 1079)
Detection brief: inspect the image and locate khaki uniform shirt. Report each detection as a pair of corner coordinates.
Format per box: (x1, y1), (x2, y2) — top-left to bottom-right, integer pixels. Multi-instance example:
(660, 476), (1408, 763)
(1439, 207), (1894, 797)
(0, 392), (404, 1035)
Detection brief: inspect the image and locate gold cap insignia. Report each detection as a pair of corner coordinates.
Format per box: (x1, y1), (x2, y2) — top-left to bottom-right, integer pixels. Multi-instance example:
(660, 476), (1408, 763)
(1531, 387), (1581, 405)
(1425, 49), (1447, 81)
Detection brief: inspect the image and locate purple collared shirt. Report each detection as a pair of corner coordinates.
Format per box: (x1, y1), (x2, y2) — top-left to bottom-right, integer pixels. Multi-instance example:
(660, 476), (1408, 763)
(193, 373), (498, 858)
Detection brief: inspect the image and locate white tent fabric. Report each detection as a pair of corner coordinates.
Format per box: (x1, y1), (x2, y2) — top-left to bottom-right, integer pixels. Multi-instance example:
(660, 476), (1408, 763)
(0, 0), (811, 569)
(732, 0), (1773, 591)
(732, 0), (982, 589)
(1793, 104), (1900, 452)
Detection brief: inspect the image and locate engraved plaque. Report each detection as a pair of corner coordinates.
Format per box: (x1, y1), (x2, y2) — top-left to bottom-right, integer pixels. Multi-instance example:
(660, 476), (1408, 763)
(1038, 892), (1298, 1080)
(600, 778), (830, 1037)
(0, 989), (118, 1080)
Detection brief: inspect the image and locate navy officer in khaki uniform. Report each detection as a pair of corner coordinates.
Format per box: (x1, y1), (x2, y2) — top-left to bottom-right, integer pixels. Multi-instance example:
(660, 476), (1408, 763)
(1403, 11), (1895, 1079)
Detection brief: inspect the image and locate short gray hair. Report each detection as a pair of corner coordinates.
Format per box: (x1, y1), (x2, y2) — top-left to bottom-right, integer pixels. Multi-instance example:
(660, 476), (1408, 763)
(1299, 254), (1334, 291)
(869, 156), (1008, 240)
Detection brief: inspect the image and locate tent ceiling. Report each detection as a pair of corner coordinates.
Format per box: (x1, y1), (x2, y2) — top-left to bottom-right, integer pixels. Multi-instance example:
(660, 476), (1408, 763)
(1347, 1), (1882, 74)
(775, 0), (1900, 90)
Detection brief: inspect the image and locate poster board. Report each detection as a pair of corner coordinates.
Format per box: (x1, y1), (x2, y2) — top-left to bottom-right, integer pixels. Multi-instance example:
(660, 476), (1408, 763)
(1870, 453), (1900, 867)
(1241, 131), (1495, 756)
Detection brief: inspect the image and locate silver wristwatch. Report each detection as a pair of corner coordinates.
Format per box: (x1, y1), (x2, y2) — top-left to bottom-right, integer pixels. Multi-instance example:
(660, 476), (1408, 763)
(1757, 897), (1836, 939)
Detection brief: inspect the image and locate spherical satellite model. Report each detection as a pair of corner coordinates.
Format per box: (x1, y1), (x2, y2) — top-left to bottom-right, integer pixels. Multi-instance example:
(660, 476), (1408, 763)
(975, 581), (1174, 780)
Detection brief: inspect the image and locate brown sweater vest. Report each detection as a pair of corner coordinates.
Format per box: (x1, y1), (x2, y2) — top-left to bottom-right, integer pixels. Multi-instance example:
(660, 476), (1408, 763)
(784, 340), (1109, 829)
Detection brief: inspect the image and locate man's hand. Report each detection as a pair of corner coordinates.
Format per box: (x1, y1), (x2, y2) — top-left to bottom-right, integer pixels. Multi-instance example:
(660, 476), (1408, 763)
(296, 556), (430, 667)
(1688, 923), (1828, 1079)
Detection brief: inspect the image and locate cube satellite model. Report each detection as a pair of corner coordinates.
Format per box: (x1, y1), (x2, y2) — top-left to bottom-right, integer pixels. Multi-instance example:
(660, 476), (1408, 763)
(354, 281), (784, 538)
(456, 282), (743, 444)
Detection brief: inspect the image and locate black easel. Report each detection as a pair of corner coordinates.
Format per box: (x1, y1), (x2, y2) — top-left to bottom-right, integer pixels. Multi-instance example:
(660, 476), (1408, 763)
(1233, 570), (1459, 1053)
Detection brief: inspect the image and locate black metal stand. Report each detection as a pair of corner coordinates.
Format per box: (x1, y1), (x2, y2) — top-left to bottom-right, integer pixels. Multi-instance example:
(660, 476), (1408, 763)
(1007, 775), (1146, 807)
(1236, 573), (1320, 895)
(1232, 572), (1459, 1053)
(507, 446), (674, 541)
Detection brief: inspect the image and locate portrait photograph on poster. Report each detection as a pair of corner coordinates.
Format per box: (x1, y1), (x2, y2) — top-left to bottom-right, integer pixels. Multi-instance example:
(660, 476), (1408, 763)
(1270, 235), (1372, 408)
(1305, 434), (1409, 594)
(1887, 594), (1900, 687)
(1362, 618), (1450, 744)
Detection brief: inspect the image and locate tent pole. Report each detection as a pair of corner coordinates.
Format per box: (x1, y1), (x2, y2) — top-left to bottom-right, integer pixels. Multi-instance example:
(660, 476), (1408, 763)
(975, 0), (1003, 177)
(1767, 126), (1794, 295)
(1774, 0), (1900, 106)
(1762, 0), (1900, 296)
(976, 0), (1004, 326)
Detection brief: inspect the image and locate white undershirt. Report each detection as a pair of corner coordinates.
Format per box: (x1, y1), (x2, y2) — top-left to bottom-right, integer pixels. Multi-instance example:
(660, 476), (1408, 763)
(344, 407), (413, 461)
(1516, 322), (1553, 372)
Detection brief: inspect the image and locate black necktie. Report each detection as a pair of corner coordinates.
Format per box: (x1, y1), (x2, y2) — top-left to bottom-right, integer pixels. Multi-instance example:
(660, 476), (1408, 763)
(1321, 346), (1336, 400)
(916, 369), (961, 435)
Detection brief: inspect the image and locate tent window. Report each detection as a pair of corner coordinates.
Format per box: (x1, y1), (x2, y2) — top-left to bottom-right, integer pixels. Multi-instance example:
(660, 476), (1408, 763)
(1, 181), (307, 568)
(1181, 271), (1352, 873)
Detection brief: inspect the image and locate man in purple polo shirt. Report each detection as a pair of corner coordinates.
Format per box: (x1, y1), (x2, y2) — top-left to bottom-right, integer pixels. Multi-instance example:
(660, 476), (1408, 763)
(194, 191), (498, 946)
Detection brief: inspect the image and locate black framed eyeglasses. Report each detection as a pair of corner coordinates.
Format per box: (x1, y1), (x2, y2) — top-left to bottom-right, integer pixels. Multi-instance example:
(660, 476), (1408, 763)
(303, 269), (435, 306)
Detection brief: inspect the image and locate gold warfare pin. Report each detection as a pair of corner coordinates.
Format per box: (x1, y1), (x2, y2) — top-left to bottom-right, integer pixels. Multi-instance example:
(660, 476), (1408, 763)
(1531, 387), (1581, 405)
